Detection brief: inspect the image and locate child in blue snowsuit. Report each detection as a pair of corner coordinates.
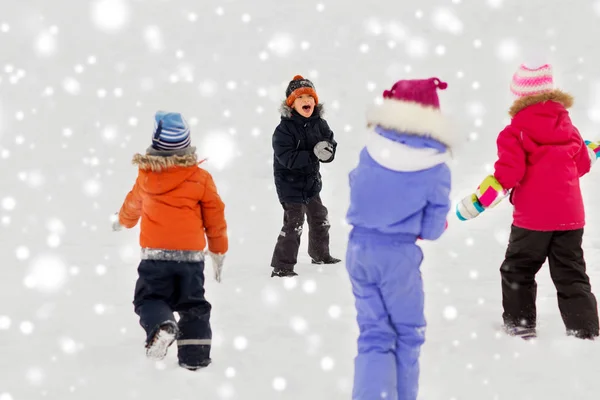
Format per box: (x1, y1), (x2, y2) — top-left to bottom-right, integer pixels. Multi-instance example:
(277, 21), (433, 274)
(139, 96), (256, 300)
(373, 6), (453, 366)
(346, 78), (454, 400)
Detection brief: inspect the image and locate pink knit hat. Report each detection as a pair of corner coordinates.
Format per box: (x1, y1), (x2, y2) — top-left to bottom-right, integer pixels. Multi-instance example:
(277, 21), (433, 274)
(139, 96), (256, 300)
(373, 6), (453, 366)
(510, 64), (554, 97)
(382, 77), (448, 109)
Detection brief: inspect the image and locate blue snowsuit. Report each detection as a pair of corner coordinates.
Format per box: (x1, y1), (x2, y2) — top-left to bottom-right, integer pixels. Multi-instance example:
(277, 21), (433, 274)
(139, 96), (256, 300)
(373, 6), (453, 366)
(346, 126), (451, 400)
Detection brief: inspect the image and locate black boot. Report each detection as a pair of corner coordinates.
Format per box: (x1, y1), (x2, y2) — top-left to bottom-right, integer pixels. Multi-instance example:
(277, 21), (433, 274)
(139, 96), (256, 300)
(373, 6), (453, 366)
(271, 268), (298, 277)
(567, 329), (598, 340)
(311, 256), (341, 265)
(503, 325), (537, 340)
(179, 358), (212, 371)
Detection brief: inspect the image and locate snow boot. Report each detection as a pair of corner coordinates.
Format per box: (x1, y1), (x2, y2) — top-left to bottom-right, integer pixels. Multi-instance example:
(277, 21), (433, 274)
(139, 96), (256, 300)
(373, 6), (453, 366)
(311, 256), (341, 265)
(271, 268), (298, 278)
(504, 325), (537, 340)
(145, 321), (179, 361)
(179, 358), (212, 371)
(567, 329), (598, 340)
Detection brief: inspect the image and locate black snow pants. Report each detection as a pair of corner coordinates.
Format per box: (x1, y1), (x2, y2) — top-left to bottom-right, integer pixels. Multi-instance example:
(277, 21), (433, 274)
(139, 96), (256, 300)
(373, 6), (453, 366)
(500, 225), (599, 336)
(133, 259), (212, 366)
(271, 195), (331, 271)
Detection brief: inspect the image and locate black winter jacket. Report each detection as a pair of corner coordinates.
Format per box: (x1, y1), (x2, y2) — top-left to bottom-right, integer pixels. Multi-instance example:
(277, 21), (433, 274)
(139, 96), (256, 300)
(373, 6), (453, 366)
(272, 103), (337, 204)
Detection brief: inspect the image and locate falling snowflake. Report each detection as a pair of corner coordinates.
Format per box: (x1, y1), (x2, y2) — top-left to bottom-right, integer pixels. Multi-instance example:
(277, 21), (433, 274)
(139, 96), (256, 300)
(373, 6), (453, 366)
(26, 367), (45, 385)
(328, 305), (342, 319)
(201, 132), (236, 170)
(63, 77), (81, 95)
(83, 179), (101, 196)
(496, 39), (519, 62)
(321, 356), (335, 371)
(20, 321), (34, 335)
(0, 316), (11, 330)
(144, 26), (164, 52)
(25, 255), (68, 293)
(233, 336), (248, 350)
(267, 33), (295, 57)
(272, 377), (287, 391)
(59, 337), (79, 354)
(94, 304), (106, 315)
(302, 280), (317, 294)
(443, 306), (458, 320)
(91, 0), (131, 32)
(432, 8), (464, 34)
(290, 316), (308, 334)
(35, 31), (57, 56)
(1, 197), (15, 211)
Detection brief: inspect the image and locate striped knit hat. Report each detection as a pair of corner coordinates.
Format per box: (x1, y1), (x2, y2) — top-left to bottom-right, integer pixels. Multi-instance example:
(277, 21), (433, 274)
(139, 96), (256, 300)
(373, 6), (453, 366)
(510, 64), (554, 98)
(151, 111), (191, 151)
(285, 75), (319, 107)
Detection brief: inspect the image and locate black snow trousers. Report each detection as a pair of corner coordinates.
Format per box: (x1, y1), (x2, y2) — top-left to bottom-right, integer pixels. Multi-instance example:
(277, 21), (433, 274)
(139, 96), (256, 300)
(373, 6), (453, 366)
(271, 195), (331, 271)
(500, 225), (599, 337)
(133, 259), (212, 366)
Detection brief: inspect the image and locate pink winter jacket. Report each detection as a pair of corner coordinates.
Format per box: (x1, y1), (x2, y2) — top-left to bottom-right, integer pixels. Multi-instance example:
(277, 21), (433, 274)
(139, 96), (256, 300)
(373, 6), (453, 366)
(493, 91), (592, 231)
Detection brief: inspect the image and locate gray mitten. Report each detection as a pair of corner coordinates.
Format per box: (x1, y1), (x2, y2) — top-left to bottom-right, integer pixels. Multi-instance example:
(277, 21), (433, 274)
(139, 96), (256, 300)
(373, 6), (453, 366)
(111, 212), (123, 231)
(313, 141), (334, 161)
(208, 251), (225, 282)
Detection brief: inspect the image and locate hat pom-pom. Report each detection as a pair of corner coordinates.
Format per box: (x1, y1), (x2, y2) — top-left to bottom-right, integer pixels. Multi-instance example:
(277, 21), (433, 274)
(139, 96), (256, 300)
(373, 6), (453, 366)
(293, 75), (304, 80)
(432, 78), (448, 90)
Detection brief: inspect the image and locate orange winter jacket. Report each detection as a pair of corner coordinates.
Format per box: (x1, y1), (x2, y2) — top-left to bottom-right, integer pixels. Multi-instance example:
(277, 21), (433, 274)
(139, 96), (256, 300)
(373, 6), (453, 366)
(118, 152), (228, 254)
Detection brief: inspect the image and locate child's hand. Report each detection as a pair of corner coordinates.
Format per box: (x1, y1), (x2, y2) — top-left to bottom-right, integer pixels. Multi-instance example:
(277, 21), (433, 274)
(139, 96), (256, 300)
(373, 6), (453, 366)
(111, 213), (123, 231)
(456, 193), (485, 221)
(475, 175), (508, 208)
(314, 141), (334, 161)
(208, 252), (225, 282)
(585, 140), (599, 166)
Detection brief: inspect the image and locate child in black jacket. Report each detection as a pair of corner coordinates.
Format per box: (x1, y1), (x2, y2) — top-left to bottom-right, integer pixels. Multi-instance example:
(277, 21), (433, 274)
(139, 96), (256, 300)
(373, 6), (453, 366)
(270, 75), (340, 277)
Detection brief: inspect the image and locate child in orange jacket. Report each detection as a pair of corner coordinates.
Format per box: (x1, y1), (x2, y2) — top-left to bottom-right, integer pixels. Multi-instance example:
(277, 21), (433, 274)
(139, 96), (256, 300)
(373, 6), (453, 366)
(113, 111), (228, 370)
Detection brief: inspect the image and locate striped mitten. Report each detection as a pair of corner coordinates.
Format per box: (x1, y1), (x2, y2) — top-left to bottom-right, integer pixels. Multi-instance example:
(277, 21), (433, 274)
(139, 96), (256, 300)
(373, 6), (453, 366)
(475, 175), (508, 208)
(586, 140), (599, 166)
(456, 193), (485, 221)
(456, 175), (508, 221)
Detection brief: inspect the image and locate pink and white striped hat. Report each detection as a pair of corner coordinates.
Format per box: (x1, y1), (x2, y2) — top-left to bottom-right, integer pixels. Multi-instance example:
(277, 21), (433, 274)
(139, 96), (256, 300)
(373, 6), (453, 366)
(510, 64), (554, 98)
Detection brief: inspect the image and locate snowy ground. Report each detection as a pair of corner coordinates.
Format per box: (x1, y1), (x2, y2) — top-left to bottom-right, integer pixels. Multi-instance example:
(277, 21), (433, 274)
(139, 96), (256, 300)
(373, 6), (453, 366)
(2, 0), (600, 399)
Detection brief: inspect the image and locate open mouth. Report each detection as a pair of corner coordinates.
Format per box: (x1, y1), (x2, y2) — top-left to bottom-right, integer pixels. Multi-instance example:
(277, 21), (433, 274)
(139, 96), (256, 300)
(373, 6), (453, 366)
(302, 105), (312, 112)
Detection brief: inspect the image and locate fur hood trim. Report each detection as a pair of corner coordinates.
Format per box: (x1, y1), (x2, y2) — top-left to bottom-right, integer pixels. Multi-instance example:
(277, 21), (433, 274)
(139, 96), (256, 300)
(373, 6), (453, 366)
(279, 102), (325, 118)
(509, 90), (574, 117)
(366, 99), (457, 149)
(132, 153), (198, 172)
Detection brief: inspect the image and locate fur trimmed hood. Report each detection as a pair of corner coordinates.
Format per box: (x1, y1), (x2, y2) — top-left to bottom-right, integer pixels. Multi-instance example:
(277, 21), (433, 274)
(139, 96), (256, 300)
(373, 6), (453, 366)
(132, 152), (198, 172)
(366, 99), (457, 149)
(279, 102), (325, 118)
(509, 90), (573, 117)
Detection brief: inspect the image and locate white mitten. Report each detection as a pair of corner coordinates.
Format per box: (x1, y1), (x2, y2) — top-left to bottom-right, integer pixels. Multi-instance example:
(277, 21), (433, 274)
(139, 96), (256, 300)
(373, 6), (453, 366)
(208, 252), (225, 282)
(111, 213), (123, 231)
(313, 141), (334, 161)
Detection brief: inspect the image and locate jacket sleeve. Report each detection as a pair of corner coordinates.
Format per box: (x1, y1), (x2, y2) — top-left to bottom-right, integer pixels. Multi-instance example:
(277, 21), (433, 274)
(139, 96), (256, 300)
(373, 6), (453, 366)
(493, 124), (526, 190)
(573, 128), (592, 177)
(200, 172), (228, 254)
(420, 165), (451, 240)
(118, 176), (143, 228)
(273, 126), (313, 170)
(319, 119), (337, 164)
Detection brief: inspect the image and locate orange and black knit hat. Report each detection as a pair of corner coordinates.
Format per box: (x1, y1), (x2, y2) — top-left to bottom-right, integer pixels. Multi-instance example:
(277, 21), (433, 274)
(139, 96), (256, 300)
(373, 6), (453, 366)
(285, 75), (319, 107)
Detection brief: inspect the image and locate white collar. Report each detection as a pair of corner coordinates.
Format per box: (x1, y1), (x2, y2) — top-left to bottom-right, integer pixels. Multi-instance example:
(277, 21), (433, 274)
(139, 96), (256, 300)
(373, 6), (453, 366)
(365, 129), (450, 172)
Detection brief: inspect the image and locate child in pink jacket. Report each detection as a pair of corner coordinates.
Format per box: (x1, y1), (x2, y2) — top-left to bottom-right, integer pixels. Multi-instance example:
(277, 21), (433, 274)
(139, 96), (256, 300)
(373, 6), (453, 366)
(457, 64), (600, 339)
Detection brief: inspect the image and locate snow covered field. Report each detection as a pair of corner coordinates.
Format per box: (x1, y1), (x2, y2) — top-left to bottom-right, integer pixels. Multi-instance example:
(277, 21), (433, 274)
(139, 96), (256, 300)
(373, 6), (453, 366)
(2, 0), (600, 399)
